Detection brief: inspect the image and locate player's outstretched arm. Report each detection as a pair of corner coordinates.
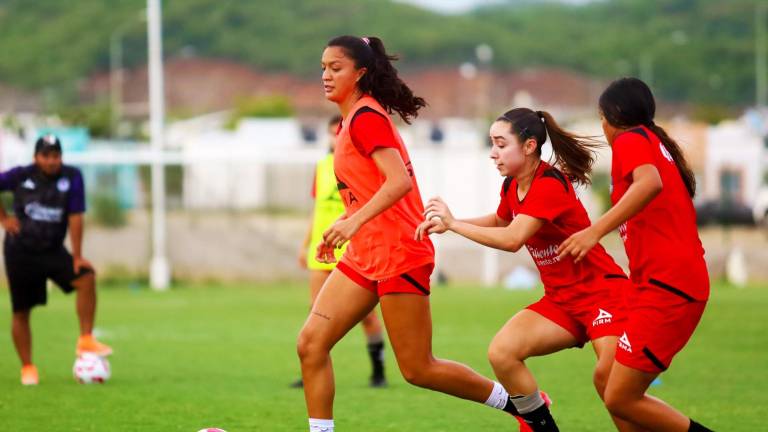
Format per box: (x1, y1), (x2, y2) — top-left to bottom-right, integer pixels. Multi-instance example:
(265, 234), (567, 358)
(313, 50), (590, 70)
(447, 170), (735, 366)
(424, 197), (543, 252)
(557, 163), (663, 263)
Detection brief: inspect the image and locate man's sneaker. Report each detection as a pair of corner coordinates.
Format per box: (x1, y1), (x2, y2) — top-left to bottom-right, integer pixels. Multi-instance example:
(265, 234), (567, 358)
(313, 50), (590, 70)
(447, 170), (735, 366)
(21, 365), (38, 386)
(76, 335), (113, 356)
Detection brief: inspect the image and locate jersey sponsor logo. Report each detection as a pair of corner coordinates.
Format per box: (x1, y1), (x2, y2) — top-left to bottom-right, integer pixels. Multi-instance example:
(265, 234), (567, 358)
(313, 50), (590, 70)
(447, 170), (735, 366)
(526, 243), (561, 267)
(24, 202), (64, 223)
(592, 308), (613, 327)
(618, 332), (632, 353)
(336, 180), (358, 205)
(659, 143), (674, 163)
(57, 177), (70, 192)
(618, 222), (628, 243)
(22, 179), (35, 190)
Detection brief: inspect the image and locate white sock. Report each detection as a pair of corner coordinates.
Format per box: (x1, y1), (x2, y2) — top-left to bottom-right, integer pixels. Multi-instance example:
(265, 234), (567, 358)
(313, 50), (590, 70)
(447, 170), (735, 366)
(510, 390), (545, 414)
(309, 418), (334, 432)
(484, 381), (510, 410)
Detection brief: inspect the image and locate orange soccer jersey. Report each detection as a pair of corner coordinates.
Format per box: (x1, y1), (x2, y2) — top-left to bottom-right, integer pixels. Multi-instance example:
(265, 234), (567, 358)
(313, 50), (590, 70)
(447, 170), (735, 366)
(333, 95), (434, 280)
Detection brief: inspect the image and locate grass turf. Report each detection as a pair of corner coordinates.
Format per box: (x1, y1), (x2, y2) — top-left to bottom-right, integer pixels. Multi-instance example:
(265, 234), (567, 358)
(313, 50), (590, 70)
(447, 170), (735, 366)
(0, 281), (764, 431)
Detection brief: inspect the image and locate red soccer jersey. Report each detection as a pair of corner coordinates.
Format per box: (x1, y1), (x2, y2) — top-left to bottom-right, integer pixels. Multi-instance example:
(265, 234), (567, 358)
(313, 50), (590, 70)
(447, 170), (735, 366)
(334, 95), (434, 280)
(497, 162), (626, 304)
(610, 126), (709, 301)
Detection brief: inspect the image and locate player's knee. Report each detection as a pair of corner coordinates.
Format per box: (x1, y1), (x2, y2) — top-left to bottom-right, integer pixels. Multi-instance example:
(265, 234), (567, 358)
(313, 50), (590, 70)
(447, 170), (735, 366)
(603, 386), (633, 419)
(592, 364), (610, 399)
(399, 359), (433, 388)
(296, 328), (326, 363)
(12, 310), (30, 323)
(488, 338), (525, 370)
(360, 313), (376, 327)
(75, 271), (96, 288)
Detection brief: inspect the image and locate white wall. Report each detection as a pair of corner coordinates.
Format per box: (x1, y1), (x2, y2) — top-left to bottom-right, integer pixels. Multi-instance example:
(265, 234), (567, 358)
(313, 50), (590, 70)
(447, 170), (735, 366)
(705, 120), (765, 205)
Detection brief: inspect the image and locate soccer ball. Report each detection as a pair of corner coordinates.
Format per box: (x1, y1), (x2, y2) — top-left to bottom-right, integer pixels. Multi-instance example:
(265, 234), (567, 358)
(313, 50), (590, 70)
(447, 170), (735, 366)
(73, 353), (111, 384)
(197, 429), (227, 432)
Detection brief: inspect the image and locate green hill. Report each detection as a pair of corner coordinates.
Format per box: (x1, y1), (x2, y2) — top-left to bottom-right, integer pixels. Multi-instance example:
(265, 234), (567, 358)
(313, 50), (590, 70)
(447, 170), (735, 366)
(0, 0), (762, 107)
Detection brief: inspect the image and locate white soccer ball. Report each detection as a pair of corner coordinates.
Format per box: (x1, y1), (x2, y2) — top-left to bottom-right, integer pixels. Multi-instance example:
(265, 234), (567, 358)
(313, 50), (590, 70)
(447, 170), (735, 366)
(73, 353), (111, 384)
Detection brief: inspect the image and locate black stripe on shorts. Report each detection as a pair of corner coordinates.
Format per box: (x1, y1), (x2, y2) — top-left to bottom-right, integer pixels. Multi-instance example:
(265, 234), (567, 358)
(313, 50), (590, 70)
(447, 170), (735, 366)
(649, 278), (695, 302)
(642, 347), (668, 372)
(401, 273), (429, 295)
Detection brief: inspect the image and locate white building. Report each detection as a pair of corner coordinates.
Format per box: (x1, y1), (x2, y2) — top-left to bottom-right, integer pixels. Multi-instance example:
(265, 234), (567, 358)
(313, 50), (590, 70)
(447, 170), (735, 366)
(704, 112), (767, 206)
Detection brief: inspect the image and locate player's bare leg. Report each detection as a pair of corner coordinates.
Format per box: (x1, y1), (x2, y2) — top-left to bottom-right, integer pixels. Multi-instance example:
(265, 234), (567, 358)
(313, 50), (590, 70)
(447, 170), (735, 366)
(604, 362), (712, 431)
(73, 271), (96, 336)
(12, 309), (38, 385)
(72, 271), (112, 356)
(592, 337), (650, 432)
(488, 309), (571, 430)
(11, 309), (32, 366)
(297, 268), (379, 420)
(360, 305), (386, 386)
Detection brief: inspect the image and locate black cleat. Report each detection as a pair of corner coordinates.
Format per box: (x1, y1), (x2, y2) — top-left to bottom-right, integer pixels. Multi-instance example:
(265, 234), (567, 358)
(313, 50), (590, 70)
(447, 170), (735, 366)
(369, 375), (388, 388)
(290, 378), (304, 389)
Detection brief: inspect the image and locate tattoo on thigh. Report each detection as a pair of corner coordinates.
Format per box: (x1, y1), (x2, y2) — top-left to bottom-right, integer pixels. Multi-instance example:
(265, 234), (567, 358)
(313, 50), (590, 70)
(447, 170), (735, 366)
(313, 311), (331, 321)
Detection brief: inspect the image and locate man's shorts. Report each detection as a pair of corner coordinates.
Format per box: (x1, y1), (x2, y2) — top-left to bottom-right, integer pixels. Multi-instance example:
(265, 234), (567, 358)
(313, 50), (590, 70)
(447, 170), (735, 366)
(527, 275), (630, 346)
(4, 245), (93, 312)
(337, 261), (434, 297)
(615, 279), (707, 373)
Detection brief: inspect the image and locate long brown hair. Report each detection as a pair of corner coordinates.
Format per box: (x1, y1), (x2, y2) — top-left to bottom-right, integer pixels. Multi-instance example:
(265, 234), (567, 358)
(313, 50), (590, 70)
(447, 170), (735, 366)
(599, 77), (696, 197)
(498, 108), (601, 186)
(327, 35), (426, 124)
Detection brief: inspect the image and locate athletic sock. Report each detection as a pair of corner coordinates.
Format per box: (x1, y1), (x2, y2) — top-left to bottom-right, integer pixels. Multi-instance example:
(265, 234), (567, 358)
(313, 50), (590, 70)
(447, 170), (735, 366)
(309, 418), (334, 432)
(366, 337), (385, 379)
(688, 419), (713, 432)
(484, 381), (519, 415)
(511, 391), (559, 432)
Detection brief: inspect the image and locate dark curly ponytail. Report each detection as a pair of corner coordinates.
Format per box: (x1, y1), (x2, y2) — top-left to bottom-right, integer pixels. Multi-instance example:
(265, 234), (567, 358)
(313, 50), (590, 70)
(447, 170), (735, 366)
(327, 35), (426, 124)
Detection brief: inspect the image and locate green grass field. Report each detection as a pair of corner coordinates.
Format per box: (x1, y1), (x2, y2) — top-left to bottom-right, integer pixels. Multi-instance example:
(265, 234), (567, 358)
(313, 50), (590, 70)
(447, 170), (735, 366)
(0, 281), (765, 431)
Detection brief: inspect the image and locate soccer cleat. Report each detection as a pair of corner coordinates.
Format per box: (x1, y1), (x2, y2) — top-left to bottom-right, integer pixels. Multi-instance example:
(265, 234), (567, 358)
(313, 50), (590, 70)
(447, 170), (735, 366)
(76, 335), (113, 357)
(290, 378), (304, 388)
(511, 391), (553, 432)
(21, 365), (39, 386)
(369, 375), (388, 388)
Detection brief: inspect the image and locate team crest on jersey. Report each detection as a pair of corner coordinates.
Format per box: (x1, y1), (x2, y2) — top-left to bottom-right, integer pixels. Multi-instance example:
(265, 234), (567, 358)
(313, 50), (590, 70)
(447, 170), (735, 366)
(57, 177), (70, 192)
(22, 179), (35, 190)
(618, 332), (632, 353)
(592, 308), (613, 327)
(659, 143), (673, 162)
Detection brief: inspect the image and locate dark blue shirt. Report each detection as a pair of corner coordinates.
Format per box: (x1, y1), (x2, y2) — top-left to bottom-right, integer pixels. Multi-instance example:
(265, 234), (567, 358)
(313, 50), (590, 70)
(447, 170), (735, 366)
(0, 164), (86, 252)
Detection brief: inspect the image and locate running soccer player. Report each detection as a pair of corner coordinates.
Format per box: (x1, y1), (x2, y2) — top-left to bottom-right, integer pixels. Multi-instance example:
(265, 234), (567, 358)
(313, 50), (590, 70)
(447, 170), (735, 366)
(0, 135), (112, 386)
(293, 115), (386, 389)
(297, 35), (536, 432)
(417, 108), (633, 432)
(557, 77), (713, 432)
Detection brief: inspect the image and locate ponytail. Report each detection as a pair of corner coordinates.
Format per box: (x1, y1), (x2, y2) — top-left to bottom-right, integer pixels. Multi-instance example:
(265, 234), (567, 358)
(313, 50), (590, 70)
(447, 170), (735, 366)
(498, 108), (601, 186)
(538, 110), (601, 186)
(327, 35), (426, 124)
(647, 123), (697, 197)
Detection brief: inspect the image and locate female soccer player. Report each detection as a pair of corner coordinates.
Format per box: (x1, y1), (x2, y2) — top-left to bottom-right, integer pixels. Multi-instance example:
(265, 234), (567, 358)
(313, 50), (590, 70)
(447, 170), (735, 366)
(557, 77), (713, 432)
(417, 108), (634, 431)
(297, 35), (535, 432)
(293, 115), (386, 389)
